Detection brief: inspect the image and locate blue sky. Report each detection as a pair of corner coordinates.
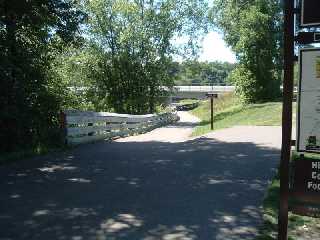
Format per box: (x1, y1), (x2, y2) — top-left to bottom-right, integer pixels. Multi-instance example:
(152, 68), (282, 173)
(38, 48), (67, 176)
(199, 31), (236, 63)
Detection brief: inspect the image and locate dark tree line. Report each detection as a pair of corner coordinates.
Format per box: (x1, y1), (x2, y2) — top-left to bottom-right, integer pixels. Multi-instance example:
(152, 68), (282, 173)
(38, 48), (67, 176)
(212, 0), (282, 103)
(171, 61), (235, 86)
(0, 0), (85, 152)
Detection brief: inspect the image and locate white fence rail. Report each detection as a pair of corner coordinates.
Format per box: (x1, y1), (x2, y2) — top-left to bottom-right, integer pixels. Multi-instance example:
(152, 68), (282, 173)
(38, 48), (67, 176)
(61, 110), (179, 145)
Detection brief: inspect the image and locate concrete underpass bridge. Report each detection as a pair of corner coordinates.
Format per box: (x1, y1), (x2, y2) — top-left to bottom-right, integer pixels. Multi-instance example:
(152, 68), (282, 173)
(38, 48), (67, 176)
(171, 85), (235, 100)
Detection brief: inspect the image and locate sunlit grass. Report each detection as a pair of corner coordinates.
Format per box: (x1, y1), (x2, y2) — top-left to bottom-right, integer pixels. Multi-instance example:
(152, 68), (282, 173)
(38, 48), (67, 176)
(191, 94), (296, 136)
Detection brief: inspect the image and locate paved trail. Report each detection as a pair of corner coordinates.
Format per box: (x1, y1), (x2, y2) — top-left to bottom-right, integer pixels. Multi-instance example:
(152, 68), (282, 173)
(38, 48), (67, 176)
(0, 112), (281, 240)
(117, 111), (200, 143)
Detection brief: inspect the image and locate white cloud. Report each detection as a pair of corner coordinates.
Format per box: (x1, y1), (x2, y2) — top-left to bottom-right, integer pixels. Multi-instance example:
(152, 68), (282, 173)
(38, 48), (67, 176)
(199, 32), (236, 63)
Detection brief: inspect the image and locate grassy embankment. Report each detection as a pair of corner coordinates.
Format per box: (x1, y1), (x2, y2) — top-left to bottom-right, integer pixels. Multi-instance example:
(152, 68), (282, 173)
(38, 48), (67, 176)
(191, 93), (296, 136)
(191, 94), (320, 240)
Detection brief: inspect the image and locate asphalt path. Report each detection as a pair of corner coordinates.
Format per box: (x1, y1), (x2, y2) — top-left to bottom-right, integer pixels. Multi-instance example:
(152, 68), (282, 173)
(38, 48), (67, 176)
(0, 112), (281, 240)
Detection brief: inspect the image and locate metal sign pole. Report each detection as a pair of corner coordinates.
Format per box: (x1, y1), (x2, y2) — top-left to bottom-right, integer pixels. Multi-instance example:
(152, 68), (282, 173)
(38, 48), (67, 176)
(278, 0), (295, 239)
(211, 97), (214, 130)
(206, 92), (218, 130)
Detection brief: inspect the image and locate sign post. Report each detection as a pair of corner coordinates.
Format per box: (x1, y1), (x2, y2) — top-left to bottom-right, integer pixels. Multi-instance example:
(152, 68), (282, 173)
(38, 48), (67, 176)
(278, 0), (295, 239)
(206, 92), (218, 130)
(278, 1), (320, 239)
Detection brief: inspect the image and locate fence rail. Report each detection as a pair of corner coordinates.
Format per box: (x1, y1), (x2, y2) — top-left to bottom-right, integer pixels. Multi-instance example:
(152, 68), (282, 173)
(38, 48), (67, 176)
(61, 110), (179, 145)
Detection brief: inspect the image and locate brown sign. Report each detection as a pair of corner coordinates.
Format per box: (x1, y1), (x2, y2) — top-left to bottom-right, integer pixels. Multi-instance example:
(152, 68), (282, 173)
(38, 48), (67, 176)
(291, 158), (320, 218)
(206, 92), (218, 98)
(291, 158), (320, 204)
(301, 0), (320, 27)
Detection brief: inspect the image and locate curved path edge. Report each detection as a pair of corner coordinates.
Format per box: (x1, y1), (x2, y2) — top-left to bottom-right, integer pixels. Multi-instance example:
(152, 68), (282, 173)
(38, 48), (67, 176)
(0, 111), (281, 240)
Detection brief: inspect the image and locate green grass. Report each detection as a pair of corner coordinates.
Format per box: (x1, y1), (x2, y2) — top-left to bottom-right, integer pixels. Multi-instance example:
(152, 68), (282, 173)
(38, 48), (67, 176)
(257, 153), (320, 240)
(191, 94), (296, 136)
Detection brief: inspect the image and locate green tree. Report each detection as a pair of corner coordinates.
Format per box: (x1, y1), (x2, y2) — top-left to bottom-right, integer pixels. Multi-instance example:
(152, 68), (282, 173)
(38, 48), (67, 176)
(0, 0), (85, 152)
(85, 0), (209, 114)
(173, 61), (235, 86)
(212, 0), (282, 103)
(51, 42), (108, 111)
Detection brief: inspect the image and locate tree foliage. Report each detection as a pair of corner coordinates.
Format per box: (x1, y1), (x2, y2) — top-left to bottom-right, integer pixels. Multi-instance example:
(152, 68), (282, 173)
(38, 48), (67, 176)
(0, 0), (85, 152)
(212, 0), (282, 103)
(84, 0), (209, 113)
(51, 43), (106, 111)
(172, 61), (235, 86)
(0, 0), (211, 153)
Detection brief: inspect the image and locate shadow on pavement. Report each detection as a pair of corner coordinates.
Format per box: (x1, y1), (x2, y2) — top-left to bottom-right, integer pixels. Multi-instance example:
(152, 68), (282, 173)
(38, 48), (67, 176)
(0, 137), (279, 240)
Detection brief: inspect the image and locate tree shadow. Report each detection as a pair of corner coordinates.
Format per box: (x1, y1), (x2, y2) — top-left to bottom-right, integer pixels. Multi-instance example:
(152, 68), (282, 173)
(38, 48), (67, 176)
(0, 136), (280, 240)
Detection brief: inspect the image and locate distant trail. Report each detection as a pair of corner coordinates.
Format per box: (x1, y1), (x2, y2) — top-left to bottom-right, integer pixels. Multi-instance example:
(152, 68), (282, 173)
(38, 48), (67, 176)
(0, 111), (281, 240)
(117, 111), (200, 143)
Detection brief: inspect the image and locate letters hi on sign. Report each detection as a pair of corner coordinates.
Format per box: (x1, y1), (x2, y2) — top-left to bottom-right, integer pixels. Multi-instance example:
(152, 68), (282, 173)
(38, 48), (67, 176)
(301, 0), (320, 27)
(291, 158), (320, 218)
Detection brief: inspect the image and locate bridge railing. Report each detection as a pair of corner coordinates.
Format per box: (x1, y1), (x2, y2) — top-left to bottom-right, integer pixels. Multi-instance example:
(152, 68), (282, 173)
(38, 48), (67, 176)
(60, 110), (179, 145)
(174, 86), (235, 92)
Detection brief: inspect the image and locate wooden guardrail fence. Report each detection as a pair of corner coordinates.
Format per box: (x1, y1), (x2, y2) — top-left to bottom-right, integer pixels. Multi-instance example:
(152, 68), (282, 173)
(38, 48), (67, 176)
(60, 110), (179, 145)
